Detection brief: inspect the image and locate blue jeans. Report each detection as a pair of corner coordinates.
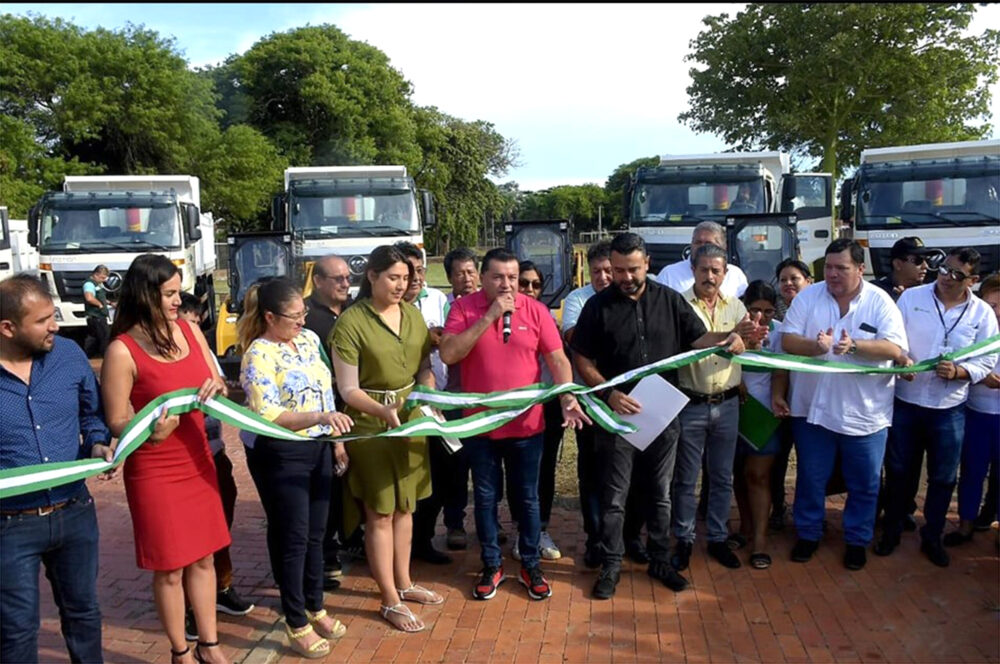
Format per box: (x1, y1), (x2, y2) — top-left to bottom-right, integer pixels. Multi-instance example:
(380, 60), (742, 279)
(957, 408), (1000, 521)
(793, 419), (887, 546)
(1, 489), (103, 664)
(672, 397), (740, 544)
(884, 399), (965, 542)
(464, 434), (543, 568)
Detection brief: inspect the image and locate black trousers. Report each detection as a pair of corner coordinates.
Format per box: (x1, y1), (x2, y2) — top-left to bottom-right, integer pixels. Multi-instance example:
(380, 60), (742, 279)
(248, 436), (331, 629)
(595, 420), (680, 568)
(83, 317), (110, 358)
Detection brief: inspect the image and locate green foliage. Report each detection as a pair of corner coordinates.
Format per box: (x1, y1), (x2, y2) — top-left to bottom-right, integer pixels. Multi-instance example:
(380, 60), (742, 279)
(680, 3), (1000, 177)
(514, 184), (609, 233)
(604, 156), (659, 228)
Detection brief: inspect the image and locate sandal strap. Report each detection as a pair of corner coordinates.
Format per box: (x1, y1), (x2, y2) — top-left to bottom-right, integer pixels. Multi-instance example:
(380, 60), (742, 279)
(196, 641), (219, 648)
(171, 646), (191, 657)
(305, 608), (328, 621)
(380, 602), (416, 619)
(286, 622), (315, 639)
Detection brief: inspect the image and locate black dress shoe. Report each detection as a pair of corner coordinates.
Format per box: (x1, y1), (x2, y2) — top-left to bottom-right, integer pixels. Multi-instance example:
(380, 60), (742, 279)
(973, 512), (996, 532)
(648, 560), (689, 592)
(670, 540), (692, 572)
(707, 541), (742, 569)
(625, 539), (650, 564)
(902, 514), (918, 532)
(920, 539), (950, 567)
(790, 539), (819, 563)
(844, 545), (866, 571)
(592, 566), (620, 600)
(873, 532), (900, 557)
(412, 544), (453, 565)
(943, 531), (974, 547)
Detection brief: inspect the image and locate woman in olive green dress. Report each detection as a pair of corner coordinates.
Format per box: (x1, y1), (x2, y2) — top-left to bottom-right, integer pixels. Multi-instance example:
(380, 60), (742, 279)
(331, 245), (442, 633)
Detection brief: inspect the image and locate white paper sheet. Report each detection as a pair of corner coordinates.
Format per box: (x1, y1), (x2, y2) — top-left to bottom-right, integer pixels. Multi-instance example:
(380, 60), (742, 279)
(619, 374), (690, 451)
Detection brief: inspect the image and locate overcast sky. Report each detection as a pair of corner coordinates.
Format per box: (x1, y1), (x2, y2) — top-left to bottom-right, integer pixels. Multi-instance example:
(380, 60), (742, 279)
(8, 3), (1000, 191)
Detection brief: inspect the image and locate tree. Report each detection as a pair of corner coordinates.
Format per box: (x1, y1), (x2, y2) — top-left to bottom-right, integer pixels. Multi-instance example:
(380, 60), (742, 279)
(604, 156), (659, 228)
(680, 4), (1000, 177)
(218, 25), (421, 168)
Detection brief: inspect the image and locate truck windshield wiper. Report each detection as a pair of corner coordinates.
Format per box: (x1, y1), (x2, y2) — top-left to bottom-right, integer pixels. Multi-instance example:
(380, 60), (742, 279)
(127, 239), (173, 251)
(932, 210), (1000, 224)
(339, 225), (410, 236)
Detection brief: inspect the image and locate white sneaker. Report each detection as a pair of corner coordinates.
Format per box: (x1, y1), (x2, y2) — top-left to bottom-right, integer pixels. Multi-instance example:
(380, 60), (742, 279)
(511, 540), (521, 561)
(539, 531), (562, 560)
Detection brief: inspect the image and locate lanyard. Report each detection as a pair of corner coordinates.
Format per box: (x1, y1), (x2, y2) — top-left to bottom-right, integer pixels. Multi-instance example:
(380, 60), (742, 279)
(932, 293), (971, 346)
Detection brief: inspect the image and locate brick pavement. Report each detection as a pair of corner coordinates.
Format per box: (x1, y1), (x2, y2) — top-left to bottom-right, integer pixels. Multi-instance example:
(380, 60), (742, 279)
(36, 423), (1000, 663)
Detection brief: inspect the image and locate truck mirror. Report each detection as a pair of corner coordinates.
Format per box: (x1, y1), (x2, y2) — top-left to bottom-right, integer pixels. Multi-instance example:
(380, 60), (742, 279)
(186, 206), (202, 242)
(838, 181), (853, 222)
(421, 190), (437, 229)
(271, 195), (286, 231)
(28, 205), (39, 246)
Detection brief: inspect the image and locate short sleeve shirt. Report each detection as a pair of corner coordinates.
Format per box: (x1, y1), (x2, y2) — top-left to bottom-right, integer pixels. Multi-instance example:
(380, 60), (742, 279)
(678, 288), (747, 394)
(779, 280), (908, 436)
(412, 286), (450, 391)
(656, 260), (748, 298)
(561, 284), (596, 334)
(240, 328), (337, 437)
(443, 290), (563, 439)
(571, 279), (708, 392)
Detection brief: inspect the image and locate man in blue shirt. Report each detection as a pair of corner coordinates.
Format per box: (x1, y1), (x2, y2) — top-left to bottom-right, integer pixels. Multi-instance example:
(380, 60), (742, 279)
(1, 274), (113, 664)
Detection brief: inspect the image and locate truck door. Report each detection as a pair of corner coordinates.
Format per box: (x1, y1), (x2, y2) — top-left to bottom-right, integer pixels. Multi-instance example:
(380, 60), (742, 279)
(504, 220), (574, 309)
(725, 213), (799, 286)
(780, 173), (834, 273)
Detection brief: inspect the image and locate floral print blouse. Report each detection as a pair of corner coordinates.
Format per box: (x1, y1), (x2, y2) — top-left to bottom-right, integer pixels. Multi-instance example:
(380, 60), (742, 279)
(240, 328), (336, 437)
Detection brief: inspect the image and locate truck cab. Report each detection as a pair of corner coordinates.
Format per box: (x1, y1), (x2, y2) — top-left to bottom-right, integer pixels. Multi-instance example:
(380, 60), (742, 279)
(626, 151), (833, 274)
(840, 139), (1000, 279)
(272, 166), (436, 295)
(28, 176), (217, 331)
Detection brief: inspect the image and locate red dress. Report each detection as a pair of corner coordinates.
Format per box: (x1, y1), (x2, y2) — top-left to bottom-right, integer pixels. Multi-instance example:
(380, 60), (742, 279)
(118, 319), (230, 570)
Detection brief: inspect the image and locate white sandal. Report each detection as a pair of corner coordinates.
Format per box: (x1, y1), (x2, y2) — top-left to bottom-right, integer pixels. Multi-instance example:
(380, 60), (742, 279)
(397, 583), (444, 605)
(379, 602), (425, 633)
(305, 608), (347, 639)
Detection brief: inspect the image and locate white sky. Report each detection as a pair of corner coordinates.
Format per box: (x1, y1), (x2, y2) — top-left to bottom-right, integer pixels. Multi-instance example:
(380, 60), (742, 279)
(8, 3), (1000, 191)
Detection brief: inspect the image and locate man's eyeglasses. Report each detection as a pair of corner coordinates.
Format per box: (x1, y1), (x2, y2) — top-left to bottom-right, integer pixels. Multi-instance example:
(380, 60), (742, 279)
(274, 307), (309, 322)
(904, 255), (928, 266)
(938, 265), (972, 281)
(519, 278), (543, 290)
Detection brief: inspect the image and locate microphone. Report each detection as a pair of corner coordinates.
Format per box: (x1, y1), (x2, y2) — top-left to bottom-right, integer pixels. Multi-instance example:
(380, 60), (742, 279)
(502, 311), (512, 344)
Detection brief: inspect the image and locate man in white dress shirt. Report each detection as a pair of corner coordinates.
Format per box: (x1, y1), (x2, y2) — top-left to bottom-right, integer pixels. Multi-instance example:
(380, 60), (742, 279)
(655, 221), (748, 297)
(876, 248), (998, 567)
(779, 239), (909, 571)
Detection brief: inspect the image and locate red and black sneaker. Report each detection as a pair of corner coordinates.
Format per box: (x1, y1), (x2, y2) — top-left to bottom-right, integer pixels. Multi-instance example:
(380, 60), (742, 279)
(519, 565), (552, 600)
(473, 565), (505, 600)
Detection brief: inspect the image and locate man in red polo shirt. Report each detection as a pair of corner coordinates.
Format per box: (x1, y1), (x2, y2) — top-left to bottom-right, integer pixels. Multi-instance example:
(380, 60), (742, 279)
(441, 248), (590, 601)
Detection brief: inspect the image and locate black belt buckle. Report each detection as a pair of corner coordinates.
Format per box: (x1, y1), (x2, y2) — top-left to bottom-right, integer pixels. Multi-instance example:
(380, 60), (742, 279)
(705, 392), (726, 405)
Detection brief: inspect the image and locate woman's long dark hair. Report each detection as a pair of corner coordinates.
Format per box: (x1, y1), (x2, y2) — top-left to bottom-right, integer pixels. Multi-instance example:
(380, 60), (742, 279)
(358, 245), (414, 300)
(110, 254), (181, 357)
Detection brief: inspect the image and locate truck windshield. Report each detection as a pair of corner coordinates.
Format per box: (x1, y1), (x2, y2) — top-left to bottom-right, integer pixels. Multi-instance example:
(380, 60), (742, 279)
(857, 168), (1000, 229)
(290, 190), (418, 238)
(631, 180), (765, 224)
(40, 200), (182, 252)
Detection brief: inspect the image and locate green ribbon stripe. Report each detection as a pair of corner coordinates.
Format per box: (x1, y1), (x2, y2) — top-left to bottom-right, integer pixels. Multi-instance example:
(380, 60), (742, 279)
(1, 334), (996, 499)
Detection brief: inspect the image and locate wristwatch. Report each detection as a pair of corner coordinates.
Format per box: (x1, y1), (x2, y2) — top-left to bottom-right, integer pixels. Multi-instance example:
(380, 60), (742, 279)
(847, 341), (858, 355)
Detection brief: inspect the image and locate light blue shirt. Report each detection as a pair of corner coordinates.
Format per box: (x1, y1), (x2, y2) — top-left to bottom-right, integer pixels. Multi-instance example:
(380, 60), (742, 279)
(561, 284), (596, 334)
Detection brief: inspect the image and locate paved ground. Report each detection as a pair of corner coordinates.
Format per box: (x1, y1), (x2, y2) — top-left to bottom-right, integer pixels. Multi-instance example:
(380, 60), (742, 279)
(36, 423), (1000, 664)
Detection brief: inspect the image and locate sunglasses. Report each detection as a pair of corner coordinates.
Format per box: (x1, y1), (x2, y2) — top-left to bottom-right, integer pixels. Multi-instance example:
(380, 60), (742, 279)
(938, 265), (972, 281)
(519, 278), (543, 290)
(903, 255), (928, 266)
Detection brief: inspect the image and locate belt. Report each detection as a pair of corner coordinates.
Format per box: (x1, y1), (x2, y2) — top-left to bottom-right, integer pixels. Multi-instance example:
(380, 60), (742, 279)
(1, 498), (75, 517)
(362, 381), (416, 406)
(683, 386), (740, 405)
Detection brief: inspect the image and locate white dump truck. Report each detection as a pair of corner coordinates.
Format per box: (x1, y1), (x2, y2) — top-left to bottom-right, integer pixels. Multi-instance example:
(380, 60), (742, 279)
(28, 175), (217, 330)
(839, 139), (1000, 279)
(626, 151), (834, 274)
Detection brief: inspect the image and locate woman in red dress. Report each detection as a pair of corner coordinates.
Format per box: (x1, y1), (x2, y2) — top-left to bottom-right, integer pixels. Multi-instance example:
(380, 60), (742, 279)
(101, 254), (230, 664)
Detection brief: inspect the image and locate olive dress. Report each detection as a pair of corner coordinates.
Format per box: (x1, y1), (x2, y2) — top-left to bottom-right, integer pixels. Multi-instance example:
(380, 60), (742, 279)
(331, 298), (432, 533)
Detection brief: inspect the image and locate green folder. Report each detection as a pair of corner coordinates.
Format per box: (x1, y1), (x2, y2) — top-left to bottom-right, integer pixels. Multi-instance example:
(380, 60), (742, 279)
(739, 395), (781, 451)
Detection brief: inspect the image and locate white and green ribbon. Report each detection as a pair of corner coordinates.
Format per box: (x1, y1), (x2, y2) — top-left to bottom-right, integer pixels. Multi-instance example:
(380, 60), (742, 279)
(2, 334), (997, 500)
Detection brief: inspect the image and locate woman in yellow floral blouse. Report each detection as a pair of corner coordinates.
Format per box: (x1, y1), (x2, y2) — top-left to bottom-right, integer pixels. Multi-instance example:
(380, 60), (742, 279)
(238, 277), (353, 660)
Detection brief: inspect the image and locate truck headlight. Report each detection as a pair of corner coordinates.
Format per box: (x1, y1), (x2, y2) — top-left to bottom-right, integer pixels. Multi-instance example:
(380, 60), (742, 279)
(54, 308), (63, 322)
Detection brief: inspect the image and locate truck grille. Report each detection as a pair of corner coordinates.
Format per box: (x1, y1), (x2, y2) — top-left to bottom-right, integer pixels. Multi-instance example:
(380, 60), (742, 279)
(53, 270), (92, 302)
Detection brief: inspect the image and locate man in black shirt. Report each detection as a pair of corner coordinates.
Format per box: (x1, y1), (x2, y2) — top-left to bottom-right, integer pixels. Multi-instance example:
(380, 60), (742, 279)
(302, 254), (353, 588)
(871, 237), (934, 302)
(571, 233), (747, 599)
